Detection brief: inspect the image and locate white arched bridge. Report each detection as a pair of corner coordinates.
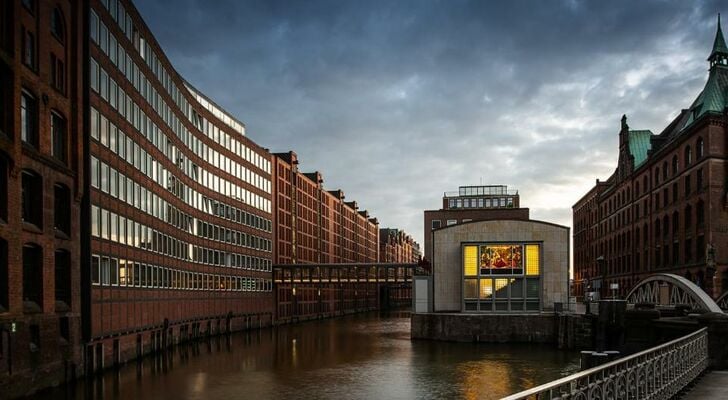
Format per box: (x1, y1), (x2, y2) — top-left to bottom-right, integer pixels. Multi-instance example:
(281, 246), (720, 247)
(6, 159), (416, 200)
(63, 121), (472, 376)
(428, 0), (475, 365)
(625, 273), (724, 313)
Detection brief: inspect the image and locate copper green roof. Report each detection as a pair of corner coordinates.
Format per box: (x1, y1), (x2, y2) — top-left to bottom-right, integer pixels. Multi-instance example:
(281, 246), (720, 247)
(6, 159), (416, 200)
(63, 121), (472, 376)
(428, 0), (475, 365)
(684, 66), (728, 125)
(709, 14), (728, 61)
(684, 16), (728, 128)
(628, 130), (652, 167)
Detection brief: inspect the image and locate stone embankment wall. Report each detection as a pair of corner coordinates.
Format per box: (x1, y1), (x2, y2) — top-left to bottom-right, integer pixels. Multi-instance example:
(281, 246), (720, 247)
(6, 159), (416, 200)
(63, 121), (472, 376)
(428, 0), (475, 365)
(411, 312), (594, 349)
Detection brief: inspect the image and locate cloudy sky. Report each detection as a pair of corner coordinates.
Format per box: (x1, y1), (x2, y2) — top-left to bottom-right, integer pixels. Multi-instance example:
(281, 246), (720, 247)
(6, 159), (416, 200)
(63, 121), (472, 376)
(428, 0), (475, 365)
(136, 0), (725, 247)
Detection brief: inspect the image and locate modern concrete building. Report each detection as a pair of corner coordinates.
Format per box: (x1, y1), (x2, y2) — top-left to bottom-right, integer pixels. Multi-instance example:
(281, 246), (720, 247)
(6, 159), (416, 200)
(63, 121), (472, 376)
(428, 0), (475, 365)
(424, 185), (529, 263)
(431, 219), (569, 313)
(86, 0), (274, 370)
(0, 0), (85, 395)
(272, 151), (379, 265)
(573, 17), (728, 300)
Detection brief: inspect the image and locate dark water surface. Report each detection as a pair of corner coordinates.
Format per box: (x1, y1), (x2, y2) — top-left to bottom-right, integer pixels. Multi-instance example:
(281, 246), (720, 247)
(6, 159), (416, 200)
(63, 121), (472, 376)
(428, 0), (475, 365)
(33, 312), (579, 400)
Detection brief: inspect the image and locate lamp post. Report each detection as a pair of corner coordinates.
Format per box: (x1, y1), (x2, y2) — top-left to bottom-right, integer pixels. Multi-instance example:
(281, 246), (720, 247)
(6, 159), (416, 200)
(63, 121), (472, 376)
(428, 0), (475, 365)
(609, 283), (619, 300)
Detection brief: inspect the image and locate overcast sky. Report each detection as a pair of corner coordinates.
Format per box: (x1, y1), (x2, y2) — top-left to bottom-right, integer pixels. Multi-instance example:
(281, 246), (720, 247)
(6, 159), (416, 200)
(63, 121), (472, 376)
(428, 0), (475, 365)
(136, 0), (725, 247)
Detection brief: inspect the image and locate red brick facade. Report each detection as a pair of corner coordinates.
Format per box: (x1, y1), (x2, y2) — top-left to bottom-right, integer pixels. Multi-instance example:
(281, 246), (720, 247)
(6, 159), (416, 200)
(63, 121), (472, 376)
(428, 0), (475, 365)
(0, 0), (405, 395)
(573, 114), (728, 300)
(273, 151), (379, 265)
(0, 0), (85, 396)
(378, 228), (421, 264)
(85, 0), (274, 370)
(573, 24), (728, 301)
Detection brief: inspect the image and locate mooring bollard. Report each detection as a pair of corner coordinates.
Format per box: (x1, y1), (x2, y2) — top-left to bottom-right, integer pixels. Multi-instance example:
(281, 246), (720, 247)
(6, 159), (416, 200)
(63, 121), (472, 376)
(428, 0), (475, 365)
(580, 351), (595, 370)
(604, 350), (620, 361)
(591, 352), (609, 367)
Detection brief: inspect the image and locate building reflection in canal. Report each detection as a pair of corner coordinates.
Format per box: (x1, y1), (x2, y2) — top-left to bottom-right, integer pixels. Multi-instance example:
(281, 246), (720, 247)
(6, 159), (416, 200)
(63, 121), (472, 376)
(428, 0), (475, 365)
(30, 312), (578, 400)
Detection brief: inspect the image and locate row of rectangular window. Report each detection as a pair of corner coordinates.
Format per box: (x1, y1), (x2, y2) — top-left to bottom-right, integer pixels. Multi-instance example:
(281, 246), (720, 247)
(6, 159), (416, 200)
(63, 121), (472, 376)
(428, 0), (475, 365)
(89, 7), (271, 188)
(463, 278), (541, 300)
(99, 0), (247, 139)
(90, 105), (271, 233)
(448, 197), (513, 209)
(94, 1), (256, 151)
(91, 205), (272, 271)
(91, 253), (271, 291)
(89, 53), (271, 212)
(91, 156), (271, 252)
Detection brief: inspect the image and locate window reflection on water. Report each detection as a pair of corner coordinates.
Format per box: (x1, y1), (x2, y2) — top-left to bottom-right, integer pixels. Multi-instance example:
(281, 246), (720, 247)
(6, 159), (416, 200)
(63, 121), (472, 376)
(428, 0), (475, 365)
(29, 312), (578, 400)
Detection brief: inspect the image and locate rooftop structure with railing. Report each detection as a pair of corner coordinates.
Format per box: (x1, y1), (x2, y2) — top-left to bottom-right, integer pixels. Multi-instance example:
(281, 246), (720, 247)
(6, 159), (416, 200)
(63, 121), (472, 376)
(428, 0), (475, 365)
(442, 185), (519, 210)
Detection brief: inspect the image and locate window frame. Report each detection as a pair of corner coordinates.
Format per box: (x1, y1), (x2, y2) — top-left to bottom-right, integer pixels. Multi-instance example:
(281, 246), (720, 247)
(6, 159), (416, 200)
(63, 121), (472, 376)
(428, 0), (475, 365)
(21, 27), (36, 70)
(20, 90), (38, 147)
(21, 169), (43, 228)
(50, 7), (65, 44)
(53, 183), (71, 235)
(51, 111), (67, 163)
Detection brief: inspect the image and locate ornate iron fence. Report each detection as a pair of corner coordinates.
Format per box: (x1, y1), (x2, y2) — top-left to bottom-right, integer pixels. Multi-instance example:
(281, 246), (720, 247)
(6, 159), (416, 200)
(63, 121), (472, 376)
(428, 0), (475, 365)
(501, 327), (708, 400)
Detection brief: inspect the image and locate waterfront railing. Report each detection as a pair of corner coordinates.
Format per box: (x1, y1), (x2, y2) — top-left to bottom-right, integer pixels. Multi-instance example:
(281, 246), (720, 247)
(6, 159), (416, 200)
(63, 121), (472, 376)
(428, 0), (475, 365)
(501, 327), (708, 400)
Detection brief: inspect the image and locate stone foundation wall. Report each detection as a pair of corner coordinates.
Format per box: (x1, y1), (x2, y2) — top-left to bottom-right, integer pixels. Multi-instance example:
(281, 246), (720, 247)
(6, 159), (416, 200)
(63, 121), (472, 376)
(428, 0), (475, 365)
(411, 313), (557, 343)
(557, 313), (595, 350)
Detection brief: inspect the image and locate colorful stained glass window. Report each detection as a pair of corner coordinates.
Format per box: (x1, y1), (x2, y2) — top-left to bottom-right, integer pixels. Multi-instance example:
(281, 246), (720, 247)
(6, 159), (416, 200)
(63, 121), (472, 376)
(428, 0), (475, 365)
(462, 242), (541, 312)
(479, 244), (522, 274)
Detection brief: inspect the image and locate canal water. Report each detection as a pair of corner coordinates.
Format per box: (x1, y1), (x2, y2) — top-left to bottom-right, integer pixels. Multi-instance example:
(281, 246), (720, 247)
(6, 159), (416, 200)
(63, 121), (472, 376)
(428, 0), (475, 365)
(34, 311), (579, 400)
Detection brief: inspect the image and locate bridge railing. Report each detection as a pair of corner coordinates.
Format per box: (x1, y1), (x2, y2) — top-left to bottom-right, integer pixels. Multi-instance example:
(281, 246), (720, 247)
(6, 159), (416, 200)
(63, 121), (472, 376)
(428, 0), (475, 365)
(501, 327), (708, 400)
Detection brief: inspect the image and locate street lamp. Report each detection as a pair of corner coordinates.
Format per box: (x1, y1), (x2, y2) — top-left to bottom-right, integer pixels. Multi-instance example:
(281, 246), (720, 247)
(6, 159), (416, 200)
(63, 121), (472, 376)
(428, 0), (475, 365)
(610, 283), (619, 299)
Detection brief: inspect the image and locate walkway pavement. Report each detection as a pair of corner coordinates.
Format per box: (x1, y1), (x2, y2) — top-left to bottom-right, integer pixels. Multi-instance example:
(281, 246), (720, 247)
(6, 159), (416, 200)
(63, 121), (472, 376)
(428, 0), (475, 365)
(683, 371), (728, 399)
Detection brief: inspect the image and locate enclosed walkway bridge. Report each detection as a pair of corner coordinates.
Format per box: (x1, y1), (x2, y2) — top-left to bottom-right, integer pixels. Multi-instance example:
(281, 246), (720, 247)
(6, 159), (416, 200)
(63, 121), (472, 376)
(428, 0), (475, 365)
(273, 263), (425, 323)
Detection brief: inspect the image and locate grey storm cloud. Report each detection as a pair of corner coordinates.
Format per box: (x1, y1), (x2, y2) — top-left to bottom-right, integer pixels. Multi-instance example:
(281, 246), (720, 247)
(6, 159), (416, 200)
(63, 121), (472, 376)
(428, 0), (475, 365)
(135, 0), (727, 246)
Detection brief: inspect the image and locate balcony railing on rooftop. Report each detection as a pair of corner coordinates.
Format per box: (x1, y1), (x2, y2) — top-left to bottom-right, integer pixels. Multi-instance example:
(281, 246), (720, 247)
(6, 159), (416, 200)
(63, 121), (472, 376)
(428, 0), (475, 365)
(444, 186), (518, 198)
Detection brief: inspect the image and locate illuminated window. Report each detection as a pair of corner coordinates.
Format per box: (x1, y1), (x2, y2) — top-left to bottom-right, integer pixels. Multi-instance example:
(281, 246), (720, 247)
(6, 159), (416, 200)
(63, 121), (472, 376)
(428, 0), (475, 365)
(479, 279), (492, 299)
(479, 244), (522, 275)
(463, 245), (478, 276)
(462, 242), (541, 312)
(525, 244), (540, 275)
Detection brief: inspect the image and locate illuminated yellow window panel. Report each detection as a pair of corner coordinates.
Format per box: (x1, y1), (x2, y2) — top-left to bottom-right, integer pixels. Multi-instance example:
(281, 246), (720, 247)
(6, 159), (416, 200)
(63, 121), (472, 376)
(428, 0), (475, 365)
(526, 244), (540, 275)
(479, 279), (493, 299)
(463, 246), (478, 276)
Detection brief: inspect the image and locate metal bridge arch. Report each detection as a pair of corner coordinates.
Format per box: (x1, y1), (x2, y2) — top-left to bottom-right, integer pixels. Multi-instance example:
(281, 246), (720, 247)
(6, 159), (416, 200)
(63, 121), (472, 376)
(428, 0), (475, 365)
(626, 273), (723, 313)
(717, 291), (728, 310)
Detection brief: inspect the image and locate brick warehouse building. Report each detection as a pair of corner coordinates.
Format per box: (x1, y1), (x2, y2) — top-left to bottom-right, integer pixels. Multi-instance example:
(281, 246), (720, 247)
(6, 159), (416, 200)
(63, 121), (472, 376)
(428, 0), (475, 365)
(272, 151), (379, 265)
(424, 185), (529, 262)
(85, 0), (275, 371)
(573, 19), (728, 300)
(0, 0), (392, 395)
(379, 228), (421, 264)
(0, 0), (85, 396)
